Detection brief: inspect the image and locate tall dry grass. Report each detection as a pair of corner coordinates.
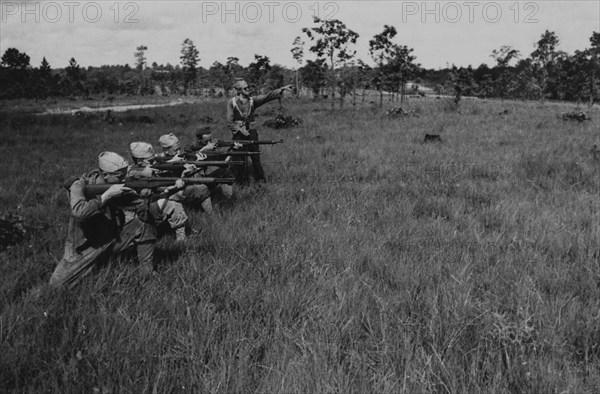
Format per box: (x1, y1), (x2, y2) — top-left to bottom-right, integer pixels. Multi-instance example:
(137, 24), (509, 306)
(1, 96), (600, 392)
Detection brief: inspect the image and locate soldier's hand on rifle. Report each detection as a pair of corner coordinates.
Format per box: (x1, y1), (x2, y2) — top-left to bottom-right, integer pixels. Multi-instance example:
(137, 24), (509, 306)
(235, 121), (249, 136)
(163, 179), (185, 194)
(233, 142), (243, 149)
(181, 164), (197, 177)
(195, 152), (208, 161)
(101, 184), (132, 204)
(167, 154), (184, 163)
(204, 142), (216, 151)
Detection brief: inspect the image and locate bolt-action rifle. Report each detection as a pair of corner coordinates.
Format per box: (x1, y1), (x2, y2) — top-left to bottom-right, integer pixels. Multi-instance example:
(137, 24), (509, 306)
(185, 139), (283, 151)
(84, 177), (235, 199)
(151, 161), (241, 171)
(155, 151), (259, 163)
(216, 139), (284, 148)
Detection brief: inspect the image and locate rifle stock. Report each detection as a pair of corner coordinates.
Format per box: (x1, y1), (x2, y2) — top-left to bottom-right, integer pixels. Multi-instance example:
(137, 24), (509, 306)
(84, 177), (235, 198)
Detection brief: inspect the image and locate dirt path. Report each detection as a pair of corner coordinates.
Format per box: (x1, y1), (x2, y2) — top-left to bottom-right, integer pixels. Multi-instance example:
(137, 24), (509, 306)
(39, 98), (194, 115)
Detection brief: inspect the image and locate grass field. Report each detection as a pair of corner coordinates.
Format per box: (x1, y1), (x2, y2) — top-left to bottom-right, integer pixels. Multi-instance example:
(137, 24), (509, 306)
(1, 96), (600, 392)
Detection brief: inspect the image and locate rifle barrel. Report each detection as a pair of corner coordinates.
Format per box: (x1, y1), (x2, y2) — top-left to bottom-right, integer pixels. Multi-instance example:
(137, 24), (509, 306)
(212, 139), (283, 147)
(231, 139), (284, 145)
(150, 177), (235, 183)
(198, 151), (260, 156)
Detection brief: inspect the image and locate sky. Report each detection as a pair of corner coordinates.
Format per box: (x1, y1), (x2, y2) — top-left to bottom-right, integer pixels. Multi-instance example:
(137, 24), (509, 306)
(0, 0), (599, 70)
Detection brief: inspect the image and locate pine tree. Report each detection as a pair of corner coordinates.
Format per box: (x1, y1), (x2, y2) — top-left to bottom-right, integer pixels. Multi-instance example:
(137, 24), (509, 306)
(180, 38), (199, 93)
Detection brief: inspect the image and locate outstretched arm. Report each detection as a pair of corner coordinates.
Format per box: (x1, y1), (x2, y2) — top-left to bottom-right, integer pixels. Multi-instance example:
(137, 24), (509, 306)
(253, 85), (294, 108)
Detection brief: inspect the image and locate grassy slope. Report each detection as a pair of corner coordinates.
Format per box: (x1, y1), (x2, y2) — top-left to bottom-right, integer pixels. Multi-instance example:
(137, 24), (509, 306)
(1, 97), (600, 393)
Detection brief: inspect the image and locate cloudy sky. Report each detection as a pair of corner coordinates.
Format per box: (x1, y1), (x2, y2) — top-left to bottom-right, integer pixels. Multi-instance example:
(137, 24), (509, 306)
(1, 0), (598, 70)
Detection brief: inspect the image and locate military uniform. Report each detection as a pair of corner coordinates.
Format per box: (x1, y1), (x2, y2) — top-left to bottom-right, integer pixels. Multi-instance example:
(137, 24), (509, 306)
(128, 142), (188, 240)
(49, 155), (161, 289)
(188, 129), (235, 199)
(157, 134), (214, 212)
(226, 80), (289, 183)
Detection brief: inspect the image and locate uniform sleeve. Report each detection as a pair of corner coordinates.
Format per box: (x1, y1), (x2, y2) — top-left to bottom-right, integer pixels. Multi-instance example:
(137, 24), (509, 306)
(199, 144), (214, 153)
(69, 178), (104, 220)
(252, 88), (282, 108)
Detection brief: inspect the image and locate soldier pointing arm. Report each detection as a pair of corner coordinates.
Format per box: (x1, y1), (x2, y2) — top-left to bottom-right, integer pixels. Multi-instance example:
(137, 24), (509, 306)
(226, 79), (292, 185)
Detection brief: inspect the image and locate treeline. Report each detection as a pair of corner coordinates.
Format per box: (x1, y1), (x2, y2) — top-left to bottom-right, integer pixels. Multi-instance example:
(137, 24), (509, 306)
(1, 25), (599, 105)
(417, 30), (600, 104)
(0, 49), (293, 100)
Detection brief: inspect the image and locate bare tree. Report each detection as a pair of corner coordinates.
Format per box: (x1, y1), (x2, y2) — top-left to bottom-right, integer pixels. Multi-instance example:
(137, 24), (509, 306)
(291, 36), (304, 97)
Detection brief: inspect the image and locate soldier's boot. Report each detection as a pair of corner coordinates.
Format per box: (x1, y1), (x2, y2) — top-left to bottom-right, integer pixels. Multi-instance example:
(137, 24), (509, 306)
(137, 242), (156, 277)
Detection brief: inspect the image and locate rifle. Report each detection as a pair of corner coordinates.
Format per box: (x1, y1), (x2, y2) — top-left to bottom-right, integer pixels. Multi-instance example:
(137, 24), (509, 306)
(199, 150), (260, 157)
(155, 151), (258, 162)
(214, 139), (284, 148)
(151, 161), (241, 171)
(84, 177), (235, 199)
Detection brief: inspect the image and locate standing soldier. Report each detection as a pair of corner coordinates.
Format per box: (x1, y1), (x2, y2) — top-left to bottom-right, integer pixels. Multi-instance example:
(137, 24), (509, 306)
(49, 152), (164, 288)
(226, 79), (293, 185)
